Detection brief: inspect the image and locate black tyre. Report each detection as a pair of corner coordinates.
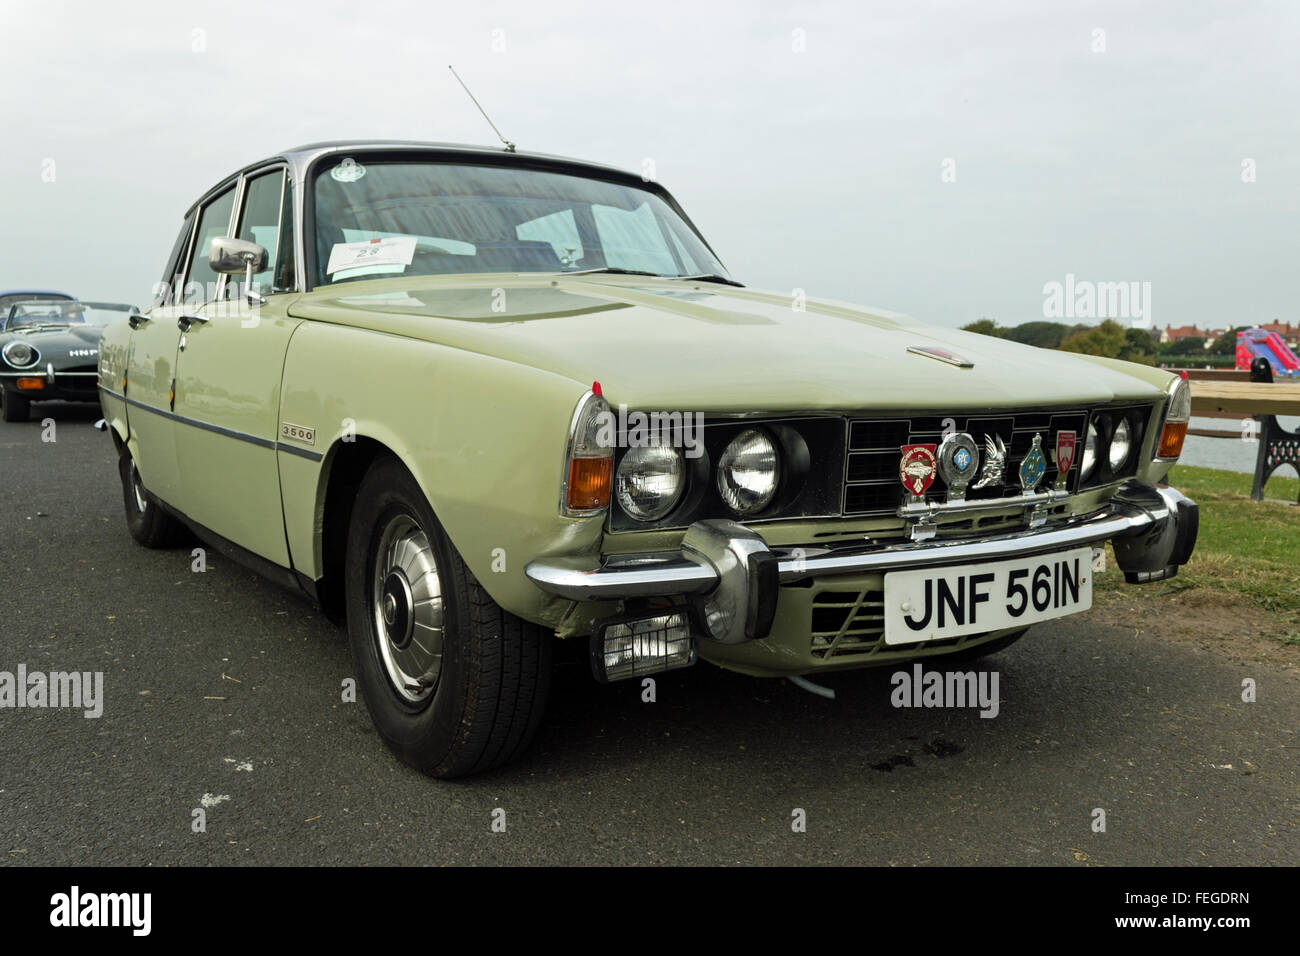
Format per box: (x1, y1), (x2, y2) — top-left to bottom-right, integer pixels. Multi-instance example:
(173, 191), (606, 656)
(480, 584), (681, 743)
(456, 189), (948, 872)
(344, 456), (551, 778)
(2, 389), (30, 422)
(118, 446), (185, 547)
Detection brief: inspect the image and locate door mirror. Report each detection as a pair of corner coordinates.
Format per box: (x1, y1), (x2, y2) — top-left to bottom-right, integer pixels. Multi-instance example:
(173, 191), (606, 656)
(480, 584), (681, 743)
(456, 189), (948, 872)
(208, 236), (268, 275)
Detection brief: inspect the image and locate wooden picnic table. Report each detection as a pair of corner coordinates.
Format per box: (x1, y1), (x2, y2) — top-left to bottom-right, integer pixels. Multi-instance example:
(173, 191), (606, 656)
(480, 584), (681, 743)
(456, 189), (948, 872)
(1190, 380), (1300, 416)
(1183, 378), (1300, 501)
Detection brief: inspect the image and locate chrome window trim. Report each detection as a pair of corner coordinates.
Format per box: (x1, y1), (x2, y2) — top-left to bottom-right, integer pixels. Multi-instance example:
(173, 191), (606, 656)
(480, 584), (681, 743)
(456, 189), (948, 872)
(229, 164), (296, 297)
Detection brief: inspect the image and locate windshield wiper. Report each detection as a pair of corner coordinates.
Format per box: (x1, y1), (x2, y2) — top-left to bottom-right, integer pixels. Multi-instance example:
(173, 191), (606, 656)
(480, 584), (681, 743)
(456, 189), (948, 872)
(677, 273), (744, 287)
(557, 267), (744, 287)
(557, 267), (663, 279)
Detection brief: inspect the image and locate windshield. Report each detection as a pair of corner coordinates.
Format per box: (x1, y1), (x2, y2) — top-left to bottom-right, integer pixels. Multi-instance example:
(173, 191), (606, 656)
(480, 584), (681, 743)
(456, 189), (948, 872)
(0, 293), (72, 320)
(311, 158), (729, 287)
(6, 300), (87, 328)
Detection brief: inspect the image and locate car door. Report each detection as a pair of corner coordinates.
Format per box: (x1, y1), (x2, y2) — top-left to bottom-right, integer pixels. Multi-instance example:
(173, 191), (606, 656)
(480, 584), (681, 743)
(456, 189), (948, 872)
(122, 194), (225, 508)
(170, 167), (302, 566)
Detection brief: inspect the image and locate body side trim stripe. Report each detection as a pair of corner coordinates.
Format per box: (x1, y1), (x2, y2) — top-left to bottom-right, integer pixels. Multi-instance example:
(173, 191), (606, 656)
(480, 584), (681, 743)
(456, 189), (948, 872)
(99, 384), (324, 461)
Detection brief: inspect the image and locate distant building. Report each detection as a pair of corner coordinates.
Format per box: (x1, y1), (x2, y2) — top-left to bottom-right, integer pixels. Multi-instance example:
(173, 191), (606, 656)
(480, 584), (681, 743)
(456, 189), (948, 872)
(1161, 322), (1298, 349)
(1259, 321), (1300, 348)
(1160, 324), (1206, 345)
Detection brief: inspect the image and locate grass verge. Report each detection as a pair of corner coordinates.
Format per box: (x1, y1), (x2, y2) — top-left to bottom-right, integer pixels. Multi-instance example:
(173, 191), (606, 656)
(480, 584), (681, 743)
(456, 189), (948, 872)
(1094, 465), (1300, 643)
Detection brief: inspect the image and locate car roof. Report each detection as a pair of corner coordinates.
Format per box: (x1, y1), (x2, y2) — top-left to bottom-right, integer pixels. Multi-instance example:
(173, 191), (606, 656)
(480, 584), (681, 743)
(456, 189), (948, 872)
(0, 290), (74, 298)
(186, 140), (645, 216)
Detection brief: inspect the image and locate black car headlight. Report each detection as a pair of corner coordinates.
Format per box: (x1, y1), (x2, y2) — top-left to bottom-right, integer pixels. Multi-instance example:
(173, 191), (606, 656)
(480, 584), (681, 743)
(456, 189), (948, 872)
(716, 428), (779, 515)
(615, 445), (685, 521)
(2, 341), (38, 369)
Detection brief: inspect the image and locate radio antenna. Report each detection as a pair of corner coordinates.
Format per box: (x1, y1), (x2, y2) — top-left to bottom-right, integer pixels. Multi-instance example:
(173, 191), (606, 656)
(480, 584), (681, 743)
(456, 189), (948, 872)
(448, 65), (516, 152)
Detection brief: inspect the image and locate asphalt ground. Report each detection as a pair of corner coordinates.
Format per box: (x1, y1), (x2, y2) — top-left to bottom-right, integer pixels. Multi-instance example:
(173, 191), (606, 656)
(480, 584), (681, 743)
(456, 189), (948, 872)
(1, 402), (1296, 865)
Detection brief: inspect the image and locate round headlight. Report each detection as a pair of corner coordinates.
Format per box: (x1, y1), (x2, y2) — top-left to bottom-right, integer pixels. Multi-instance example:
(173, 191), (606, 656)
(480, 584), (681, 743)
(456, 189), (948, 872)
(2, 341), (37, 368)
(615, 445), (684, 521)
(1109, 418), (1132, 471)
(716, 429), (779, 515)
(1080, 423), (1098, 481)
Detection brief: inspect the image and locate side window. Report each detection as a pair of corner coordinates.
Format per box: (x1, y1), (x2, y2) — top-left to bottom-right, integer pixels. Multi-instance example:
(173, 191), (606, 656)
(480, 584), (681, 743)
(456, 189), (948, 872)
(156, 210), (195, 307)
(185, 186), (237, 304)
(235, 170), (286, 295)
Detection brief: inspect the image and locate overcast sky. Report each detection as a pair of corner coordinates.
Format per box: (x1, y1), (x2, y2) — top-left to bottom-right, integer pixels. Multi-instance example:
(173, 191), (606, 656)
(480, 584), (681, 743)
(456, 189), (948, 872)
(1, 0), (1296, 330)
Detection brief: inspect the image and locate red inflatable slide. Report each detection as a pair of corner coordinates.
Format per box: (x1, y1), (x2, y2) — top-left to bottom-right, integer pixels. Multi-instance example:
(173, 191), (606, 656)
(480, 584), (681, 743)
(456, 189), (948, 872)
(1237, 328), (1300, 376)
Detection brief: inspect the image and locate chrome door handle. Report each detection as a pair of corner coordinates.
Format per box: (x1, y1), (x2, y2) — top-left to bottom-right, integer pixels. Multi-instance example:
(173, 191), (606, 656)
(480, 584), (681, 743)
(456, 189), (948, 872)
(177, 314), (209, 332)
(128, 313), (149, 330)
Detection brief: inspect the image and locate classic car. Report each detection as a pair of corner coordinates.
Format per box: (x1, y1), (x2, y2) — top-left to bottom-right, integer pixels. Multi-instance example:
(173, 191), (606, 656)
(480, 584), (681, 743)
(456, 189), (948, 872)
(0, 296), (136, 421)
(97, 140), (1198, 777)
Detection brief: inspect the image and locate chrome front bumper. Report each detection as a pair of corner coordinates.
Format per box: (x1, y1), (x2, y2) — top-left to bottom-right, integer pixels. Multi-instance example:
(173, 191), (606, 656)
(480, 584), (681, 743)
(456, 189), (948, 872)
(525, 481), (1199, 645)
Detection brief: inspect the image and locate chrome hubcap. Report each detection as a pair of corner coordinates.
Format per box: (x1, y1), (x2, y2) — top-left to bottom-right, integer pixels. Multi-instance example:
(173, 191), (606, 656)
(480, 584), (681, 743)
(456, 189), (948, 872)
(130, 460), (148, 513)
(372, 514), (443, 704)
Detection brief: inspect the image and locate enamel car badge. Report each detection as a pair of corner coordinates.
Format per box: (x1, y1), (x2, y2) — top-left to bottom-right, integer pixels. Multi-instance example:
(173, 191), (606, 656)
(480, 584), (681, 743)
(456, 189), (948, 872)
(937, 432), (979, 500)
(1019, 433), (1047, 492)
(1055, 430), (1077, 478)
(899, 444), (938, 497)
(972, 435), (1007, 490)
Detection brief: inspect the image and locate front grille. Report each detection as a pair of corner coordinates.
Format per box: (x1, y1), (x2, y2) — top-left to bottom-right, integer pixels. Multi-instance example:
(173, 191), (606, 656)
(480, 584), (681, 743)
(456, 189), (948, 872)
(811, 588), (886, 658)
(810, 586), (1007, 661)
(843, 410), (1090, 516)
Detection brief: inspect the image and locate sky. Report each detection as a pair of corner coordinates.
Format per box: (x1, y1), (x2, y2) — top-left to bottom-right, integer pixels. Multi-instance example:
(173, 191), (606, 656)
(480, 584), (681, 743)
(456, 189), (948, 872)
(1, 0), (1296, 331)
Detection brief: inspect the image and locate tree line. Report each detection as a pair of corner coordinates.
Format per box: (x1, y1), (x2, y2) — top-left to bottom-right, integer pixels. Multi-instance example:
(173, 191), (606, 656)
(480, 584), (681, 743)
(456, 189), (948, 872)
(960, 319), (1247, 367)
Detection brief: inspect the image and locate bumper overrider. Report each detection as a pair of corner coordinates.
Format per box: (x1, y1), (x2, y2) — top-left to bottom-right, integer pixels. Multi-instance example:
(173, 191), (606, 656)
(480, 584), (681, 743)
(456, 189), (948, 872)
(525, 480), (1198, 681)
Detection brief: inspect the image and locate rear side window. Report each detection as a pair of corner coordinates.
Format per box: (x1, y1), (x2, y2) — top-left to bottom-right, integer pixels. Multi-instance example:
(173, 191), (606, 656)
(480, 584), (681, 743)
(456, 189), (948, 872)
(184, 187), (237, 303)
(157, 210), (195, 307)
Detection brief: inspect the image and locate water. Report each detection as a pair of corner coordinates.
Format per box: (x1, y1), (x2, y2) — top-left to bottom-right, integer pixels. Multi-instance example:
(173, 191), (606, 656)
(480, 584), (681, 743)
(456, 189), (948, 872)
(1180, 415), (1300, 475)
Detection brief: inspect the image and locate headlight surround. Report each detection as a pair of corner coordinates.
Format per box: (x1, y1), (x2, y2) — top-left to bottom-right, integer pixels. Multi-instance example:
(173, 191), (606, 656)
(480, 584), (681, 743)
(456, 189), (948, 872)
(560, 387), (614, 516)
(716, 428), (779, 515)
(615, 444), (685, 521)
(2, 341), (38, 369)
(1156, 375), (1191, 459)
(1080, 422), (1099, 481)
(1108, 418), (1132, 471)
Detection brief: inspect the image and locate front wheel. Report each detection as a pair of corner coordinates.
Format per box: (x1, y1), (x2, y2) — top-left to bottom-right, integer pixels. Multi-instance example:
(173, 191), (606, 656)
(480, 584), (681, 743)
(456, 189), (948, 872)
(344, 456), (551, 778)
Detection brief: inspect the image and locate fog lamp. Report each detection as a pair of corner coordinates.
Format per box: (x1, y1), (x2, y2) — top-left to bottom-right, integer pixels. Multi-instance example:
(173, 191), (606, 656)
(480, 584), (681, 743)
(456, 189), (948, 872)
(590, 611), (696, 682)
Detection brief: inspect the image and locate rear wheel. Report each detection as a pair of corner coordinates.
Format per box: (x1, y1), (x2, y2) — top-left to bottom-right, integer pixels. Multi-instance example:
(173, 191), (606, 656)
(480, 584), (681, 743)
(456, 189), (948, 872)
(118, 447), (185, 547)
(344, 456), (551, 778)
(2, 389), (30, 422)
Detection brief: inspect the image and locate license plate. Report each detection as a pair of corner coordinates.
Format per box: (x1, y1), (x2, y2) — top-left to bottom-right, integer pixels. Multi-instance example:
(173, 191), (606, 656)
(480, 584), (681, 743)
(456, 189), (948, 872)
(883, 547), (1094, 644)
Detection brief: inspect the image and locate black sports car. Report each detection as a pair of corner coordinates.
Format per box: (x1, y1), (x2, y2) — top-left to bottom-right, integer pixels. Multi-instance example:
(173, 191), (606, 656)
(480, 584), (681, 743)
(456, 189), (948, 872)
(0, 297), (137, 422)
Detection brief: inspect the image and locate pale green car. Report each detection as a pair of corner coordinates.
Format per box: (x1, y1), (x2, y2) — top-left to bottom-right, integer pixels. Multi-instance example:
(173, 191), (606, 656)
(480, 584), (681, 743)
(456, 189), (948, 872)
(98, 141), (1198, 777)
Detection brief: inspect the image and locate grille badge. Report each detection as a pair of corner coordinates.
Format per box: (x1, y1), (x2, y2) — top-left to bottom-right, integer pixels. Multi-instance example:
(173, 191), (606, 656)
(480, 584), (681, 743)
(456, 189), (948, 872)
(1019, 433), (1047, 492)
(971, 435), (1008, 491)
(937, 432), (979, 502)
(898, 444), (938, 498)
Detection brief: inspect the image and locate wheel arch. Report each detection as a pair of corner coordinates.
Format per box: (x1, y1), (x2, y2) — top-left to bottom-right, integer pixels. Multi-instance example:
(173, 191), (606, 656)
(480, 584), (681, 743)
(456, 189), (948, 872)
(316, 434), (395, 621)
